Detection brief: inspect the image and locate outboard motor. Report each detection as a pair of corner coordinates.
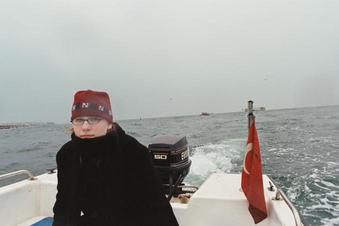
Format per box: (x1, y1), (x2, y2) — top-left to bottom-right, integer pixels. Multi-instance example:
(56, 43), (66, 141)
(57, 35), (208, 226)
(148, 135), (192, 200)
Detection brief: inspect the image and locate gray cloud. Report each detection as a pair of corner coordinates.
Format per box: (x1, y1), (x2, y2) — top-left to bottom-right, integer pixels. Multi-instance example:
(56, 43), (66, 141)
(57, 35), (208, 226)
(1, 0), (338, 123)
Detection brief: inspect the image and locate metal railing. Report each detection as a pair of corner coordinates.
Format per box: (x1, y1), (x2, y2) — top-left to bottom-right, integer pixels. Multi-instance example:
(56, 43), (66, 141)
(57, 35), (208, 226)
(266, 176), (304, 226)
(275, 188), (304, 226)
(0, 170), (36, 181)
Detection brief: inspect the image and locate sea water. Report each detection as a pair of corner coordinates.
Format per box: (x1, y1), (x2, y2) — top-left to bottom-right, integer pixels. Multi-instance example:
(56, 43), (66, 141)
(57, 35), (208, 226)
(0, 105), (338, 226)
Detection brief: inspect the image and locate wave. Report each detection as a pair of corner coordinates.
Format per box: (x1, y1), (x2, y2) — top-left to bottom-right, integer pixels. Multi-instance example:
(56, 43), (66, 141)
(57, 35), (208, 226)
(301, 168), (339, 226)
(185, 139), (245, 186)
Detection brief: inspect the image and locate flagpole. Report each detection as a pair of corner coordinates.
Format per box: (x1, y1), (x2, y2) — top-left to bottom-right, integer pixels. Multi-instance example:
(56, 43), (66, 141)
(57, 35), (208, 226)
(243, 100), (268, 223)
(248, 100), (255, 129)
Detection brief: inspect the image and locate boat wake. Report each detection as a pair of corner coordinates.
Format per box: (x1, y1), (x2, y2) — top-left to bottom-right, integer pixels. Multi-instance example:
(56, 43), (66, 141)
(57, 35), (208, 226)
(186, 139), (245, 186)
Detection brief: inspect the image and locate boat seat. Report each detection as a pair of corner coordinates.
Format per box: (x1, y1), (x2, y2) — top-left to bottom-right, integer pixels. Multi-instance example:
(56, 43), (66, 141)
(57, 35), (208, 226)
(31, 217), (53, 226)
(17, 216), (53, 226)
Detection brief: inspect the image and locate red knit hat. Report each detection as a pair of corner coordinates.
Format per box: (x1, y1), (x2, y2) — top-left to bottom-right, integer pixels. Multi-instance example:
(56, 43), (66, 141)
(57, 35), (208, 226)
(71, 90), (113, 123)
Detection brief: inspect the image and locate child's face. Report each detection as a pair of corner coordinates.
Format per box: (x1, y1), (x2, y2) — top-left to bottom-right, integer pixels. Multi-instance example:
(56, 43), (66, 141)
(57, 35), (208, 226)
(72, 116), (112, 138)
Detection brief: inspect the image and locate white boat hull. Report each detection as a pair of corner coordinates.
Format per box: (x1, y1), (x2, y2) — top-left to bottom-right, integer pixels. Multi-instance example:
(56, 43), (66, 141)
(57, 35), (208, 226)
(0, 171), (302, 226)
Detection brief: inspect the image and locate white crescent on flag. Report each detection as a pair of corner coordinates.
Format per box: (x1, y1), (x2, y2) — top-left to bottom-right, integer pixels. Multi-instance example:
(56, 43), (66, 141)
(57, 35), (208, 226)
(243, 143), (253, 175)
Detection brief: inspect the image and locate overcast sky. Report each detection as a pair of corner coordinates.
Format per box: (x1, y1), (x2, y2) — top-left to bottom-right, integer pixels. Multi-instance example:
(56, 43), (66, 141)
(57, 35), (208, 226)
(0, 0), (338, 123)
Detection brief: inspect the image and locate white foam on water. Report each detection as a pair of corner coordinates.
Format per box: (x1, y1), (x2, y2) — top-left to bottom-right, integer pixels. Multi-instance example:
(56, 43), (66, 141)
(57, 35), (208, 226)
(272, 147), (295, 155)
(321, 180), (339, 189)
(186, 139), (245, 184)
(314, 181), (332, 191)
(304, 168), (339, 226)
(291, 127), (301, 131)
(267, 148), (278, 152)
(323, 217), (339, 226)
(328, 162), (339, 166)
(189, 151), (226, 177)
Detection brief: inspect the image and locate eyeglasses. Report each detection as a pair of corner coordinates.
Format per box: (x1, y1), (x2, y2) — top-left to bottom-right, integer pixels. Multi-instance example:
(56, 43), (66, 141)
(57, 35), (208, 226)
(72, 117), (103, 126)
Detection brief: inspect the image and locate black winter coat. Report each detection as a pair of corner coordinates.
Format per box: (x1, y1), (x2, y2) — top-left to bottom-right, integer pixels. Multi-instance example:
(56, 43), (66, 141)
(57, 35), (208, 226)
(53, 124), (179, 226)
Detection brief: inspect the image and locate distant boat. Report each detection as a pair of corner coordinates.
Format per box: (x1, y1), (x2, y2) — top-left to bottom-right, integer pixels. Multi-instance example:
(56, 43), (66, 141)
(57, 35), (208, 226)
(0, 124), (28, 129)
(0, 125), (11, 129)
(200, 112), (210, 116)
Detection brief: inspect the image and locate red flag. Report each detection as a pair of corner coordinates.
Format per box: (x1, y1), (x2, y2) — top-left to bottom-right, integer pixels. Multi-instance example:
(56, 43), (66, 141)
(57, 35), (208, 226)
(241, 118), (267, 224)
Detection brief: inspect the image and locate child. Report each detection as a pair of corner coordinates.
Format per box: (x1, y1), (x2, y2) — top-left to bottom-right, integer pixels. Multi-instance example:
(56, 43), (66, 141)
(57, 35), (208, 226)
(53, 90), (178, 226)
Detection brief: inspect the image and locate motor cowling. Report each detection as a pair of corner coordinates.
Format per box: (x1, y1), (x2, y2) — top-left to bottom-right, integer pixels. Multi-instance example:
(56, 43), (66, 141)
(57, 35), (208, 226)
(148, 135), (192, 199)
